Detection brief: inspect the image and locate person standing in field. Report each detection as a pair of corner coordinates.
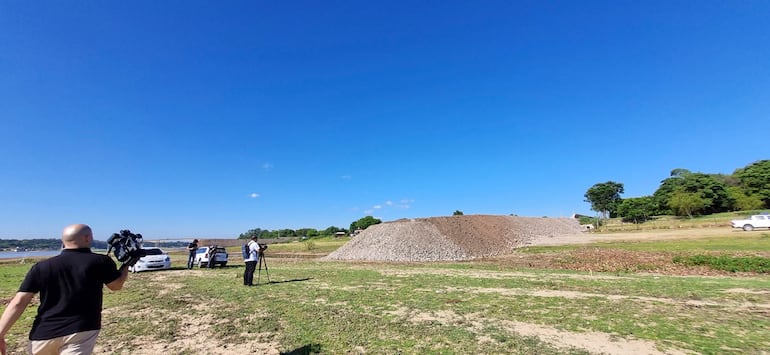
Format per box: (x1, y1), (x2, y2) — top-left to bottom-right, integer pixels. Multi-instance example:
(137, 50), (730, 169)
(186, 239), (198, 269)
(206, 245), (218, 269)
(243, 236), (261, 286)
(0, 223), (129, 355)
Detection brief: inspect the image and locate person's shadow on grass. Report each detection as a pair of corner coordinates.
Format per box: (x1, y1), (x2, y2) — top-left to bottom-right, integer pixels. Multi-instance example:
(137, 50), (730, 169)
(281, 343), (322, 355)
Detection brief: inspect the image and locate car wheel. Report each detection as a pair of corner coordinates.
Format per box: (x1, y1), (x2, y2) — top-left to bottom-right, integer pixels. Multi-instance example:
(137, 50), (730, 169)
(743, 224), (754, 231)
(221, 262), (227, 267)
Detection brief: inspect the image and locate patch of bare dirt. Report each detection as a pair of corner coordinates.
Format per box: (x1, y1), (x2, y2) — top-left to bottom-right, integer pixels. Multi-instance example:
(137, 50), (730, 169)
(724, 288), (770, 295)
(93, 272), (282, 355)
(498, 320), (688, 355)
(402, 307), (686, 355)
(449, 287), (770, 311)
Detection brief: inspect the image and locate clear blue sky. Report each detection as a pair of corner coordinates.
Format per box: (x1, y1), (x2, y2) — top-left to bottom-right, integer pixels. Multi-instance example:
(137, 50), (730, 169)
(1, 1), (768, 239)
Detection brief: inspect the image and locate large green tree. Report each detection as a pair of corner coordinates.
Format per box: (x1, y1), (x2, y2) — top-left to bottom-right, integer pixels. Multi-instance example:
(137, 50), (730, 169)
(322, 226), (347, 236)
(668, 191), (707, 218)
(653, 169), (691, 214)
(734, 160), (770, 208)
(653, 169), (731, 215)
(350, 216), (382, 232)
(584, 181), (624, 219)
(616, 196), (656, 224)
(725, 186), (763, 211)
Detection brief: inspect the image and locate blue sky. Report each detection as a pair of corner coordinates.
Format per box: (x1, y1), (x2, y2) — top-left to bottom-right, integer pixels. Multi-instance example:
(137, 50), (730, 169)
(1, 1), (768, 239)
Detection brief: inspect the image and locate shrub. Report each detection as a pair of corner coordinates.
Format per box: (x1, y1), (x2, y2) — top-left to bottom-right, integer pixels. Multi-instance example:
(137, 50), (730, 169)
(673, 255), (770, 273)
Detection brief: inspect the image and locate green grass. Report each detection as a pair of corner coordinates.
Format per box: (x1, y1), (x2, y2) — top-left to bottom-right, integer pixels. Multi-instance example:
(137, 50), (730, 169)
(212, 237), (350, 256)
(0, 234), (770, 354)
(521, 233), (770, 254)
(0, 262), (37, 348)
(2, 236), (770, 354)
(267, 236), (350, 253)
(673, 255), (770, 273)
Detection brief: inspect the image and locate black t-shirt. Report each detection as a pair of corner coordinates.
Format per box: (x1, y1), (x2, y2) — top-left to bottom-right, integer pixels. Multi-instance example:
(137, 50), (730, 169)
(187, 242), (198, 254)
(19, 248), (122, 340)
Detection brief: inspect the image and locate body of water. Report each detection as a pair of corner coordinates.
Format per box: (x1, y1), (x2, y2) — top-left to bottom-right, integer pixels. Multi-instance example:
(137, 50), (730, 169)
(0, 250), (62, 259)
(0, 248), (173, 260)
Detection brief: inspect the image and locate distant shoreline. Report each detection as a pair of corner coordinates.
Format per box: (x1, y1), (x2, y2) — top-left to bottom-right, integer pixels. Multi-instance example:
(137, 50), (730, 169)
(0, 249), (111, 260)
(0, 250), (61, 260)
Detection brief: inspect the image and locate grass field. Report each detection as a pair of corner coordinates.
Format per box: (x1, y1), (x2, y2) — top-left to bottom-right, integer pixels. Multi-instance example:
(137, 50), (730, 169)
(1, 230), (769, 354)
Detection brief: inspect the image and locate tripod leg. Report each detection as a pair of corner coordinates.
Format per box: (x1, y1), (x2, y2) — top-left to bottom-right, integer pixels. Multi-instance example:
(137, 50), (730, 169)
(256, 258), (262, 285)
(262, 256), (270, 282)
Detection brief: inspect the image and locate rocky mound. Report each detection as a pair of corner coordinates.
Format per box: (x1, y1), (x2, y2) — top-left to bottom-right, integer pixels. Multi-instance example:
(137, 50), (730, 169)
(324, 215), (585, 262)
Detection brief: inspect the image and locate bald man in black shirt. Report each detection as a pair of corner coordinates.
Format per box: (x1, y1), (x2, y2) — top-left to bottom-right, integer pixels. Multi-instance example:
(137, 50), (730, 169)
(0, 224), (129, 355)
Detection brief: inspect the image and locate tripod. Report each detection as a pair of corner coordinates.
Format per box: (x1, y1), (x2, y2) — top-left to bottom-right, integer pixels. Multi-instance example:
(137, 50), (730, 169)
(256, 252), (270, 285)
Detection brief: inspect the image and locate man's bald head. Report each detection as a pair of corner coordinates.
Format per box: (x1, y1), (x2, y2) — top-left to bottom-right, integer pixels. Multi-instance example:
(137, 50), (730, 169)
(62, 224), (93, 248)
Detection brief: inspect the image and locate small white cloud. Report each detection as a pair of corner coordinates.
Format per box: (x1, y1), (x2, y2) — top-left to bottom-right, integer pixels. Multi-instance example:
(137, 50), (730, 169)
(341, 175), (352, 180)
(364, 209), (374, 214)
(398, 198), (414, 209)
(385, 200), (393, 206)
(250, 193), (260, 198)
(373, 205), (382, 209)
(262, 163), (274, 171)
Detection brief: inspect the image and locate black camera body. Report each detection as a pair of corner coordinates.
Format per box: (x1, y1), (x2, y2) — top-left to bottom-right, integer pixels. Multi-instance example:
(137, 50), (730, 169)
(258, 243), (268, 252)
(107, 229), (147, 266)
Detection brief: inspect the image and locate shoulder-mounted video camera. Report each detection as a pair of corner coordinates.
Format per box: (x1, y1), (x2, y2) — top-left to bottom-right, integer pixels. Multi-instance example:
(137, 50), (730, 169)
(107, 229), (147, 267)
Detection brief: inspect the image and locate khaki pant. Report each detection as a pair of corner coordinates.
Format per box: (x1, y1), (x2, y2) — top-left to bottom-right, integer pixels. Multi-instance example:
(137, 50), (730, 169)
(28, 330), (100, 355)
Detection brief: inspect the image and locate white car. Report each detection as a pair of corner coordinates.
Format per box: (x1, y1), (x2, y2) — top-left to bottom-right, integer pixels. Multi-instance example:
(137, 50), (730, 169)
(194, 246), (229, 267)
(129, 247), (171, 273)
(731, 214), (770, 231)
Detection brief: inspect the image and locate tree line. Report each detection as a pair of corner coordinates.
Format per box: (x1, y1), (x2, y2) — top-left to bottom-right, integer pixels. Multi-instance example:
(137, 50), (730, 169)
(584, 160), (770, 223)
(238, 216), (382, 240)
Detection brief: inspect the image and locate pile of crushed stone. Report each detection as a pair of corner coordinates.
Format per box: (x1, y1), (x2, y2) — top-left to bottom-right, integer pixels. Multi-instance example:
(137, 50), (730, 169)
(323, 215), (585, 262)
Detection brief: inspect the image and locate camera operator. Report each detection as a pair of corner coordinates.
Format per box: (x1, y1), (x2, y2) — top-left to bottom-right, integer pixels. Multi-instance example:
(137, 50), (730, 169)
(206, 245), (217, 269)
(186, 239), (198, 269)
(243, 236), (262, 286)
(0, 224), (129, 355)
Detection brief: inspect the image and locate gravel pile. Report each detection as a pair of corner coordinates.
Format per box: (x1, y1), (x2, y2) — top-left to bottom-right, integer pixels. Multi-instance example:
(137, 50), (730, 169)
(324, 215), (585, 262)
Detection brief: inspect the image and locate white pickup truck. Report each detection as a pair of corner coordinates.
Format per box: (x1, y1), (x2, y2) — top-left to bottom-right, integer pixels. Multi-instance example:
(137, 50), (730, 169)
(730, 214), (770, 231)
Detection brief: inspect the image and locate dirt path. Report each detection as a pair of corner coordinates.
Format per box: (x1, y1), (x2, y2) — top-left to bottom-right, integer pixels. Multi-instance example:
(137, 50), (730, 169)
(525, 227), (745, 246)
